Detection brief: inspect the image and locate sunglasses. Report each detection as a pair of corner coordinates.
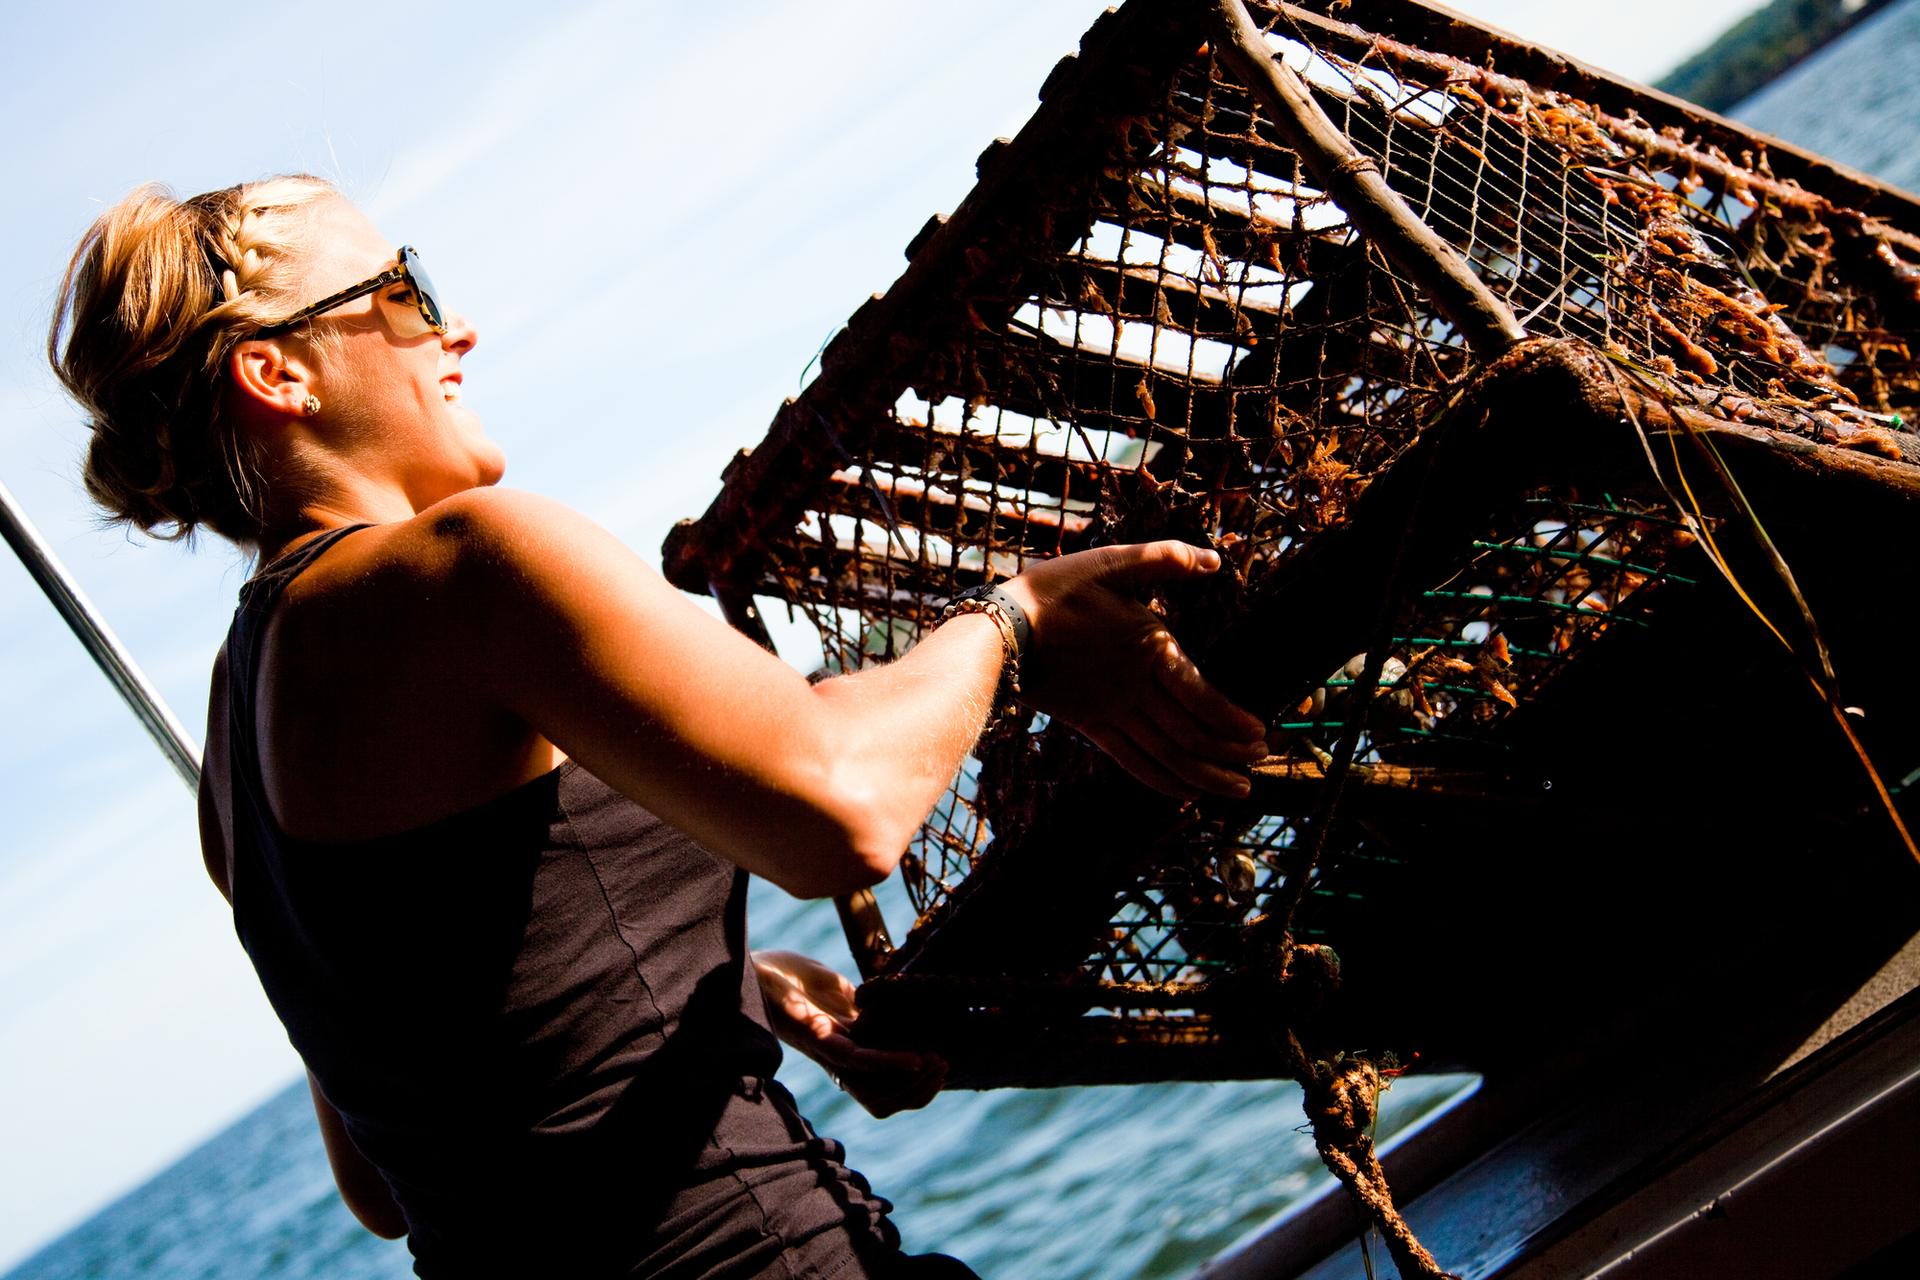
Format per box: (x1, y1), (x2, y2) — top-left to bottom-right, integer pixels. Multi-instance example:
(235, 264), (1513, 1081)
(258, 245), (447, 337)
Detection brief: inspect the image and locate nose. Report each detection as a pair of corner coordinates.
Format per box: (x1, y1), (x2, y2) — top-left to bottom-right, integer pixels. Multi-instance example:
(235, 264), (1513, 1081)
(441, 310), (478, 356)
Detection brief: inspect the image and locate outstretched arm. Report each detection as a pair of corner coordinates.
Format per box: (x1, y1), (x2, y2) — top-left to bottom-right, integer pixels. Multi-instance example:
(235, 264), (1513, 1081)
(433, 487), (1265, 898)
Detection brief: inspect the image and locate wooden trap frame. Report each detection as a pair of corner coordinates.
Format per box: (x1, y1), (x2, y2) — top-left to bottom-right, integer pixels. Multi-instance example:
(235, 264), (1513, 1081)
(666, 0), (1920, 1104)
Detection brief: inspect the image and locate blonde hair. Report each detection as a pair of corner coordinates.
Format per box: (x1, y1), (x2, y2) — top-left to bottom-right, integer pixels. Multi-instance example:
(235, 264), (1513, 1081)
(47, 175), (339, 544)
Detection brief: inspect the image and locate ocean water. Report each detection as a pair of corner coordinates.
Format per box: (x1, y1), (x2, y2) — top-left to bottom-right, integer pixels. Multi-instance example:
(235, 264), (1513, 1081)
(1731, 0), (1920, 195)
(10, 5), (1919, 1278)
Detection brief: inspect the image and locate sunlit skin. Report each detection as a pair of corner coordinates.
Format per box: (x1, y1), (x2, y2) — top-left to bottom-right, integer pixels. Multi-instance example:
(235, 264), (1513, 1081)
(194, 196), (1269, 1241)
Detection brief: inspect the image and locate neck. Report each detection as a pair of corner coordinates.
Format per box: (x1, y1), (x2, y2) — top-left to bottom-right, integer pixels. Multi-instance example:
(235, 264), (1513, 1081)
(256, 473), (426, 563)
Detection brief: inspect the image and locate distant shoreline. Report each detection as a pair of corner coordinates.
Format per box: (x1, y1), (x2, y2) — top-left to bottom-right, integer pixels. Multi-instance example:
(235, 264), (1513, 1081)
(1657, 0), (1902, 111)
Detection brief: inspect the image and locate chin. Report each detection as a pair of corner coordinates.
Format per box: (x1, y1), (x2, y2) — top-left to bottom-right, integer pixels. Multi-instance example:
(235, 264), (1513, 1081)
(449, 410), (507, 486)
(472, 435), (507, 486)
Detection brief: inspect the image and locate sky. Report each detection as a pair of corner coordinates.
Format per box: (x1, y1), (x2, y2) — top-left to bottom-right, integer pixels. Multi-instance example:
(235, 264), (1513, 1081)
(0, 0), (1777, 1270)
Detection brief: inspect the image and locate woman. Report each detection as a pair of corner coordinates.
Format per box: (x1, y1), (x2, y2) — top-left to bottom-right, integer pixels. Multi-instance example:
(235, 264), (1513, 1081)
(49, 175), (1267, 1277)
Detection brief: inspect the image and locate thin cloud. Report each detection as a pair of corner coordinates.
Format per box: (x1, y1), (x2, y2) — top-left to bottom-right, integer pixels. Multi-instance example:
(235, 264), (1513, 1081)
(362, 0), (637, 221)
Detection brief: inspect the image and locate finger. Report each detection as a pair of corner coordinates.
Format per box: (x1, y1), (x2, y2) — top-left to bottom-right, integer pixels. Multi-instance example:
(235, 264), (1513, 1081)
(846, 1058), (948, 1119)
(799, 971), (860, 1021)
(804, 1031), (862, 1067)
(762, 952), (861, 1017)
(1152, 638), (1268, 742)
(881, 1062), (948, 1115)
(853, 1086), (920, 1120)
(805, 1006), (850, 1041)
(822, 1042), (931, 1076)
(751, 949), (810, 975)
(1083, 723), (1201, 801)
(1093, 540), (1224, 590)
(1114, 709), (1255, 799)
(1141, 682), (1266, 767)
(798, 1028), (933, 1074)
(776, 993), (852, 1046)
(836, 1052), (939, 1088)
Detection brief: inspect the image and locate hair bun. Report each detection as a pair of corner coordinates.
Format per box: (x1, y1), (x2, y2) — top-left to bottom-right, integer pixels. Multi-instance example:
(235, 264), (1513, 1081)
(48, 175), (336, 544)
(83, 418), (187, 536)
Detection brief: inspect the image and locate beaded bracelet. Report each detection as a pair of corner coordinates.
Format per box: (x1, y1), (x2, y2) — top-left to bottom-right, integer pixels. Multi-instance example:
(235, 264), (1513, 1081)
(937, 583), (1031, 727)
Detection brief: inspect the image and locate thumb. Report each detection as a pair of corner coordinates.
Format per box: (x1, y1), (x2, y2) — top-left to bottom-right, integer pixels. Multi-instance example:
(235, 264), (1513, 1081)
(1096, 540), (1223, 588)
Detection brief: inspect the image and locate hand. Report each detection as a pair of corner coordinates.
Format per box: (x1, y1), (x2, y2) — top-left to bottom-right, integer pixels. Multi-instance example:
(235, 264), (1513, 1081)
(1000, 541), (1268, 801)
(752, 950), (947, 1118)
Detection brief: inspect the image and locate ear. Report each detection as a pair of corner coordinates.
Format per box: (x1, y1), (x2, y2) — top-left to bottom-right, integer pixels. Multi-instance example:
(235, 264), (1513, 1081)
(227, 339), (318, 419)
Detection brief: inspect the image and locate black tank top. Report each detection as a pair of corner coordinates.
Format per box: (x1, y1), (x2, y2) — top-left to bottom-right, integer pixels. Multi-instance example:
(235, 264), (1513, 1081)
(223, 525), (901, 1278)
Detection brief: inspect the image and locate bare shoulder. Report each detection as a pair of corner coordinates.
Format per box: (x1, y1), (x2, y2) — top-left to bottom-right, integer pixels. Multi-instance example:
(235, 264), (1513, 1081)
(400, 486), (678, 628)
(397, 487), (638, 588)
(415, 485), (604, 552)
(270, 489), (611, 623)
(274, 487), (689, 717)
(255, 492), (619, 839)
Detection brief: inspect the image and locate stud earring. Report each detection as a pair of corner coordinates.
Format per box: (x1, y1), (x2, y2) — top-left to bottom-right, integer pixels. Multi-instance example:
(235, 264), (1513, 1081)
(301, 394), (322, 417)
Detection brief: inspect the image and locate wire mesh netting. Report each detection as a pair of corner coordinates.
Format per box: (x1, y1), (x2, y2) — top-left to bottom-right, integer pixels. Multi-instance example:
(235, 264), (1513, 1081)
(1086, 489), (1700, 988)
(668, 0), (1920, 1079)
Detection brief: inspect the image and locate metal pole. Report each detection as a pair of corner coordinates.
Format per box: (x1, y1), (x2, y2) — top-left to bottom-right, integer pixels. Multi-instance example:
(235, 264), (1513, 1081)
(0, 480), (202, 790)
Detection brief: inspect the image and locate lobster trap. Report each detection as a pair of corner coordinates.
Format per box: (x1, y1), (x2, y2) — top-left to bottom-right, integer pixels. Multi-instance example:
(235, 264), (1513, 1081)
(666, 0), (1920, 1092)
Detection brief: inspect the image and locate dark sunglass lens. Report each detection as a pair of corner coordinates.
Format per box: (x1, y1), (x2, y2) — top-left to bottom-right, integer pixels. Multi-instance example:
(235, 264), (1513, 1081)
(401, 247), (446, 331)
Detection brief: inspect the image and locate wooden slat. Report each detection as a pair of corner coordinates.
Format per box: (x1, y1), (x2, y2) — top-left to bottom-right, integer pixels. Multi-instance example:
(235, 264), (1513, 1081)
(818, 466), (1095, 552)
(1249, 754), (1547, 817)
(1045, 256), (1287, 340)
